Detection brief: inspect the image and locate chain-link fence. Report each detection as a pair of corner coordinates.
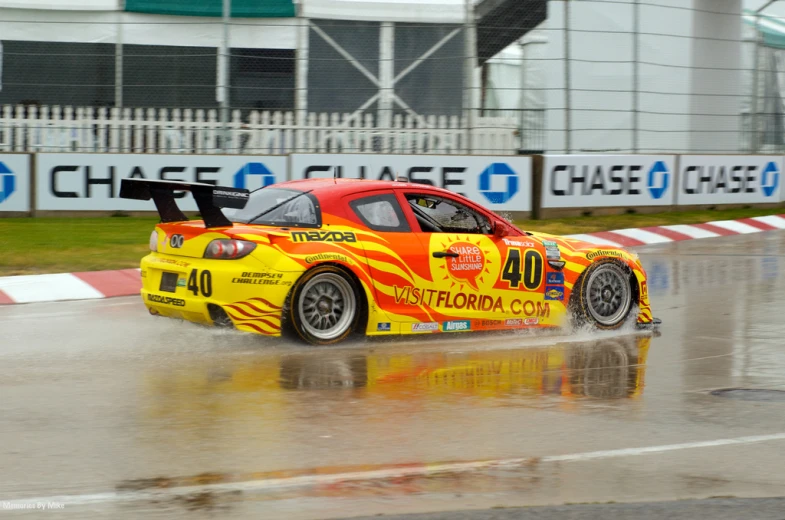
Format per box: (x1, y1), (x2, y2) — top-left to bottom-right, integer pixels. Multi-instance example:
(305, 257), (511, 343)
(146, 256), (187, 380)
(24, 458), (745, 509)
(0, 1), (781, 156)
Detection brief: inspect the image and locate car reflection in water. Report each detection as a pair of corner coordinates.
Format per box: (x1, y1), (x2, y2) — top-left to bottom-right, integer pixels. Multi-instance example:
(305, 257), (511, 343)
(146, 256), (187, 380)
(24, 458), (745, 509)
(278, 335), (650, 400)
(143, 334), (651, 431)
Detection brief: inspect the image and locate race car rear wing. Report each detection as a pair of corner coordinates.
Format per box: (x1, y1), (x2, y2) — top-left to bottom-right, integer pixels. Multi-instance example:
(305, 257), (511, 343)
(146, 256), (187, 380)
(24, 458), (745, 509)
(119, 178), (249, 228)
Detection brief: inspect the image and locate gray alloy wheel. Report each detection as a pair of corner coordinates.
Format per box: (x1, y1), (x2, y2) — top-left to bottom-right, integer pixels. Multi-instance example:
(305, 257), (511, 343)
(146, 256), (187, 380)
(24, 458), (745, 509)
(583, 262), (633, 327)
(297, 272), (357, 342)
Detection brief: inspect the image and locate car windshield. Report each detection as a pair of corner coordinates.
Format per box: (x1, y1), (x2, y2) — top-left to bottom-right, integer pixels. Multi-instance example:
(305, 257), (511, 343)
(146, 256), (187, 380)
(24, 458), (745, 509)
(223, 187), (320, 227)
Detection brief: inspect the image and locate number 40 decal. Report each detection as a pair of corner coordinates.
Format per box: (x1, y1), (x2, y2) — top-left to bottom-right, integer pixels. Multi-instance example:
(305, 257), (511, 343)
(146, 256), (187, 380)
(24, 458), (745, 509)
(187, 269), (213, 297)
(501, 249), (543, 290)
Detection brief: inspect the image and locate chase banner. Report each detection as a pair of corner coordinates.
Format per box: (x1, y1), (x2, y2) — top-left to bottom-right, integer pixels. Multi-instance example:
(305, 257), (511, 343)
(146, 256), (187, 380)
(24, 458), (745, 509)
(676, 155), (784, 205)
(289, 154), (533, 212)
(541, 155), (677, 208)
(35, 154), (286, 212)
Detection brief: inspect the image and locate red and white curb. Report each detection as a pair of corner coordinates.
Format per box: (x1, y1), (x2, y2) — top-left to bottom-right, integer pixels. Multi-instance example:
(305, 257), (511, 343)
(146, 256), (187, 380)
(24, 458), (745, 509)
(565, 214), (785, 248)
(1, 214), (785, 306)
(0, 268), (141, 305)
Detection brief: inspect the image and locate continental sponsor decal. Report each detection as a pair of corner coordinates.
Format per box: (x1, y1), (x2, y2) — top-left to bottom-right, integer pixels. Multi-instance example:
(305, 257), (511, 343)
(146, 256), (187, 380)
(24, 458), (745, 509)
(586, 249), (624, 261)
(443, 320), (471, 332)
(393, 286), (551, 317)
(305, 253), (349, 264)
(412, 322), (439, 332)
(147, 294), (186, 306)
(290, 231), (357, 243)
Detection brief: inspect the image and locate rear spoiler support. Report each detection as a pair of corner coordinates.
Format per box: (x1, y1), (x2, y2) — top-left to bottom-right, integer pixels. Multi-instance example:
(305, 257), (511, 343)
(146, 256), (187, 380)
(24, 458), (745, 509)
(119, 178), (249, 228)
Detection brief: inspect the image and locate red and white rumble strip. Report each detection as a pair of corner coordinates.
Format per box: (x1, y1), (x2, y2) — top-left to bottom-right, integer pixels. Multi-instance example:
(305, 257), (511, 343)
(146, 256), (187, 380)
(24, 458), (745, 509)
(0, 269), (142, 305)
(1, 214), (785, 306)
(565, 214), (785, 247)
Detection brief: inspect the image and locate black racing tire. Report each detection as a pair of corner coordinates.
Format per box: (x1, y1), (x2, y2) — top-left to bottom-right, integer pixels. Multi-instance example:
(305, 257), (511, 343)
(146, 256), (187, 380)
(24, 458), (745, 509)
(570, 260), (635, 330)
(288, 265), (361, 346)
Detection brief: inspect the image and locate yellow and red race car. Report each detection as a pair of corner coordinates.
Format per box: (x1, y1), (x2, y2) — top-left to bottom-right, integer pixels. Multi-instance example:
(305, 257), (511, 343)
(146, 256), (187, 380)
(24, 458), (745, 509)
(121, 177), (657, 345)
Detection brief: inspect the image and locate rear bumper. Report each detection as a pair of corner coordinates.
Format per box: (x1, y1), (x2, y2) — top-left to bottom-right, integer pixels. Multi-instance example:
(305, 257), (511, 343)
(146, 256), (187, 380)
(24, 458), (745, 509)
(140, 253), (299, 336)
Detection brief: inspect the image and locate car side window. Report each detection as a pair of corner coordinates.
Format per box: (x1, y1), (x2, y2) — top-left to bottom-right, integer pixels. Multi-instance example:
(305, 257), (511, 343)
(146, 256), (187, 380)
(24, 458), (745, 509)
(349, 194), (410, 232)
(405, 194), (491, 234)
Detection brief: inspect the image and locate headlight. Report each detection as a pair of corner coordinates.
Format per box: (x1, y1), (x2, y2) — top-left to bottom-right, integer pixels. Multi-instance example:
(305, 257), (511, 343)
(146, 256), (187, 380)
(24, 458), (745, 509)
(204, 239), (257, 260)
(149, 231), (158, 252)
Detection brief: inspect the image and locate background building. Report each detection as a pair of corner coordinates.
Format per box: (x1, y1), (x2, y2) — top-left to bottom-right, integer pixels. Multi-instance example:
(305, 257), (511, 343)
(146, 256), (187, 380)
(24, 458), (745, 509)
(0, 0), (780, 156)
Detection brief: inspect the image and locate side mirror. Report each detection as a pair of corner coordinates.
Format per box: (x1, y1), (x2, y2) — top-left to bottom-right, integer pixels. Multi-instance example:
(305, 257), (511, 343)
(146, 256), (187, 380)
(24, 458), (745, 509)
(492, 221), (506, 238)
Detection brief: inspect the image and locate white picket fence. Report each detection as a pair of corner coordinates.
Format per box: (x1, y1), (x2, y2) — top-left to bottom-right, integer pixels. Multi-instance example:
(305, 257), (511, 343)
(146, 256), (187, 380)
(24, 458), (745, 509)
(0, 105), (519, 155)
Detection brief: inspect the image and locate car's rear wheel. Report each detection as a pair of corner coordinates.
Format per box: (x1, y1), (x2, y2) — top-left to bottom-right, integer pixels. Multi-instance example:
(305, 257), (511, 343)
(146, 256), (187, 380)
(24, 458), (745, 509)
(571, 260), (634, 330)
(290, 265), (359, 345)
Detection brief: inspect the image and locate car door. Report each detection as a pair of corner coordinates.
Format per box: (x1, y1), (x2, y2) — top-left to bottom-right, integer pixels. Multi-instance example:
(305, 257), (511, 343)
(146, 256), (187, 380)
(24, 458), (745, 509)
(399, 191), (553, 331)
(342, 189), (436, 328)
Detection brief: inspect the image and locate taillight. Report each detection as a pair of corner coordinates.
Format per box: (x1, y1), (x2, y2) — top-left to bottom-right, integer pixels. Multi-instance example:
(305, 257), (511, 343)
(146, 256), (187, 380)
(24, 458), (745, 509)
(204, 239), (257, 260)
(149, 231), (158, 252)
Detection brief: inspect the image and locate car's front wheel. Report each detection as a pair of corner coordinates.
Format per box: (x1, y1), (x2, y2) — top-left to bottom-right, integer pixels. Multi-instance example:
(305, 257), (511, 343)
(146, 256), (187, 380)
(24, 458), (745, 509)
(289, 265), (359, 345)
(571, 260), (634, 330)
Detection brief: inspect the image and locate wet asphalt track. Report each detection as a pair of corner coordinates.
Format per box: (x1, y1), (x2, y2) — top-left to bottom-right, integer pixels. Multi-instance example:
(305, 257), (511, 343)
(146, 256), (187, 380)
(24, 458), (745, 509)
(3, 232), (785, 519)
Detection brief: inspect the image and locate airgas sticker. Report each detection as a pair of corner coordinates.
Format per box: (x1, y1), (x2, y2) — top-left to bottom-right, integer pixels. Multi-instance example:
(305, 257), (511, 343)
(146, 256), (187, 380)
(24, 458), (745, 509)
(443, 320), (471, 332)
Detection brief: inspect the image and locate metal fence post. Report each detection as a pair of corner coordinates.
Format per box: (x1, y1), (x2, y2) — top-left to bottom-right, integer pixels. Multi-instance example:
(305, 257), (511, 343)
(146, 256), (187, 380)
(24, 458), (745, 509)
(563, 0), (571, 154)
(115, 3), (124, 109)
(464, 0), (476, 154)
(751, 14), (762, 153)
(632, 0), (639, 154)
(379, 22), (394, 130)
(295, 12), (309, 151)
(519, 40), (527, 152)
(751, 1), (777, 153)
(218, 0), (231, 152)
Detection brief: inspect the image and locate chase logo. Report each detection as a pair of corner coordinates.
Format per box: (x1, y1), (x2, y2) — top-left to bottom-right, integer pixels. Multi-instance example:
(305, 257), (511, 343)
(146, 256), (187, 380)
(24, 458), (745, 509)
(761, 161), (780, 197)
(233, 162), (276, 190)
(478, 163), (518, 204)
(0, 162), (15, 204)
(647, 161), (670, 200)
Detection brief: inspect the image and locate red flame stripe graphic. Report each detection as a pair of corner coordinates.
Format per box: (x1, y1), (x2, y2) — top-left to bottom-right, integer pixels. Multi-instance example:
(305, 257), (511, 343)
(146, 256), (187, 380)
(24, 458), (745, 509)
(224, 303), (279, 319)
